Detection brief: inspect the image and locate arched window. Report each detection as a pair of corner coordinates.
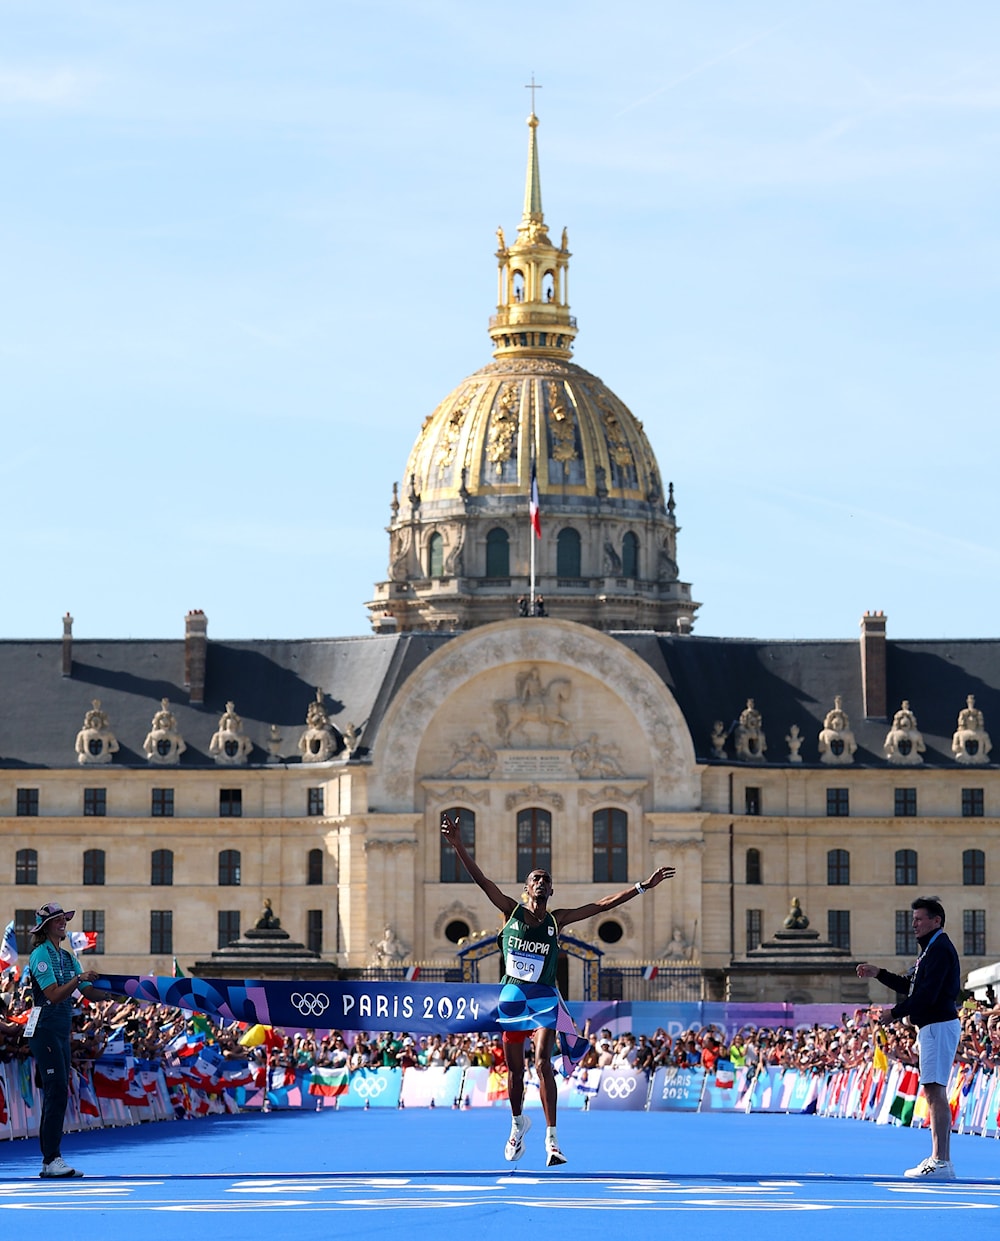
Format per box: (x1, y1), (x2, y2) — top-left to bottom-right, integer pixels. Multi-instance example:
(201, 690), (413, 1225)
(441, 808), (475, 883)
(427, 532), (444, 578)
(151, 849), (174, 886)
(307, 848), (324, 885)
(15, 848), (37, 885)
(516, 807), (552, 883)
(83, 849), (105, 886)
(542, 270), (555, 302)
(218, 849), (241, 886)
(745, 848), (762, 885)
(622, 532), (639, 578)
(557, 528), (581, 577)
(592, 808), (628, 883)
(963, 848), (986, 886)
(512, 270), (525, 302)
(486, 527), (509, 577)
(895, 848), (918, 886)
(827, 848), (850, 886)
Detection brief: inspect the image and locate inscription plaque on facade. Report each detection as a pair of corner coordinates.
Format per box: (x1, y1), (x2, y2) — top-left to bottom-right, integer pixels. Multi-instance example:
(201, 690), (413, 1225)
(498, 750), (575, 778)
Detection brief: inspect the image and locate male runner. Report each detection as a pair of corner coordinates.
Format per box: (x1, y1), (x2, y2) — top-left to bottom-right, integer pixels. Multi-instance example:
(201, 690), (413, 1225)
(441, 813), (675, 1166)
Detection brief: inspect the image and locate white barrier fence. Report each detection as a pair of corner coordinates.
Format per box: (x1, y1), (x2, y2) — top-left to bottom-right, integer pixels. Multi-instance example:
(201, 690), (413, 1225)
(4, 1057), (999, 1141)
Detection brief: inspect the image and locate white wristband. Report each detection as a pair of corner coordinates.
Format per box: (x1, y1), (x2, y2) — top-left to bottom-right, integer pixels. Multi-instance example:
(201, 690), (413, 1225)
(634, 881), (645, 895)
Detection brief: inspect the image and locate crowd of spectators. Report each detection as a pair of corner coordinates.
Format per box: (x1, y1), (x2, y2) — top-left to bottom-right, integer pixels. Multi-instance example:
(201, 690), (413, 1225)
(2, 967), (998, 1081)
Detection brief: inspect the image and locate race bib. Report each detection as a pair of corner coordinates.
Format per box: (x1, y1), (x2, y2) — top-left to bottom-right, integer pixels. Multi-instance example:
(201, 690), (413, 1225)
(25, 1007), (41, 1037)
(506, 949), (545, 983)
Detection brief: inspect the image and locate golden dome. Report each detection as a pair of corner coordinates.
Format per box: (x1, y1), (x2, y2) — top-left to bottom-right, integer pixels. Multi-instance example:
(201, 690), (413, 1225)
(403, 355), (666, 516)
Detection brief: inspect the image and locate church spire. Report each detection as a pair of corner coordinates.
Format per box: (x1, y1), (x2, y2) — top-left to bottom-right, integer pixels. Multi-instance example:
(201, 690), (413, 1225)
(489, 110), (577, 361)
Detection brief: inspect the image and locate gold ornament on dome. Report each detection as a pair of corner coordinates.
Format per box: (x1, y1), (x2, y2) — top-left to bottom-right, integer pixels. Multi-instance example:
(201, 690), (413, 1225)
(546, 381), (577, 462)
(487, 381), (520, 472)
(593, 388), (634, 468)
(438, 385), (477, 472)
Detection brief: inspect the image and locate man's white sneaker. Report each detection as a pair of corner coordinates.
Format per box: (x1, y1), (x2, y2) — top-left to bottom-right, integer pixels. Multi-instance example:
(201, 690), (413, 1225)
(904, 1157), (955, 1180)
(545, 1144), (567, 1167)
(40, 1156), (83, 1179)
(504, 1115), (531, 1162)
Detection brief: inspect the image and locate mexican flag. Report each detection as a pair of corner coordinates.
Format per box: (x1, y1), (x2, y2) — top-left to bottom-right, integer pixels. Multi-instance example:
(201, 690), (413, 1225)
(888, 1066), (920, 1126)
(308, 1067), (350, 1098)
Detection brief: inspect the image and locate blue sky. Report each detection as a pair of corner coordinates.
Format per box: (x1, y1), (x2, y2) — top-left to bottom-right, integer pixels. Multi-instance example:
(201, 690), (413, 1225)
(3, 1), (998, 643)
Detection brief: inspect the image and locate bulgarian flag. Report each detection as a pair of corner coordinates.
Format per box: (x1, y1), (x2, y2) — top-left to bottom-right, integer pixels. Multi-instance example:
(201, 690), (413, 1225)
(308, 1067), (350, 1098)
(529, 463), (541, 538)
(888, 1066), (920, 1126)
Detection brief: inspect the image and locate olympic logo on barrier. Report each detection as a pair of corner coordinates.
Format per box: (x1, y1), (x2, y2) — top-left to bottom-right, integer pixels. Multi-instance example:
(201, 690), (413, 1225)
(351, 1076), (389, 1099)
(290, 992), (331, 1017)
(602, 1076), (638, 1100)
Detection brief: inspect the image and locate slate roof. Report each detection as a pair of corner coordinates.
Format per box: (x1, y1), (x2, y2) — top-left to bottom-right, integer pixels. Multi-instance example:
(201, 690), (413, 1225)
(2, 628), (998, 770)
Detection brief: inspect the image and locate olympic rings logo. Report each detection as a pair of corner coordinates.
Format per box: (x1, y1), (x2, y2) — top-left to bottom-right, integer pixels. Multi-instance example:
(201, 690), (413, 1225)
(602, 1075), (638, 1100)
(352, 1076), (388, 1099)
(290, 992), (331, 1017)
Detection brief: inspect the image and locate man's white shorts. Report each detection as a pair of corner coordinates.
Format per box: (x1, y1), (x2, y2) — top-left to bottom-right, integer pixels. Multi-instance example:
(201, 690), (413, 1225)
(917, 1019), (961, 1086)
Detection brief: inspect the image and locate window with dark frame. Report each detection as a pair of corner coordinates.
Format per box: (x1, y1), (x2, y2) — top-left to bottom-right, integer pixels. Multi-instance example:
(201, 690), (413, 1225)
(962, 788), (985, 818)
(150, 910), (173, 955)
(152, 788), (174, 817)
(894, 788), (917, 817)
(827, 848), (850, 886)
(218, 910), (240, 949)
(826, 788), (849, 817)
(745, 848), (762, 885)
(895, 910), (918, 956)
(485, 528), (510, 578)
(14, 909), (34, 955)
(307, 909), (323, 954)
(83, 788), (106, 817)
(828, 909), (851, 951)
(745, 787), (761, 816)
(428, 531), (444, 578)
(83, 848), (106, 886)
(963, 848), (986, 886)
(16, 788), (38, 816)
(592, 808), (628, 883)
(307, 848), (324, 885)
(151, 848), (174, 886)
(516, 807), (552, 884)
(307, 787), (324, 816)
(15, 848), (37, 886)
(82, 909), (105, 954)
(218, 849), (242, 886)
(440, 808), (476, 883)
(895, 848), (918, 886)
(746, 908), (762, 951)
(219, 789), (243, 818)
(556, 528), (582, 577)
(964, 909), (986, 956)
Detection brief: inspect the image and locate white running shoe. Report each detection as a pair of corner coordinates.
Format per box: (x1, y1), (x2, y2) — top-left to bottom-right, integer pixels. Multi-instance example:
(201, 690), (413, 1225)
(904, 1156), (955, 1180)
(545, 1143), (567, 1167)
(40, 1156), (83, 1179)
(504, 1115), (531, 1162)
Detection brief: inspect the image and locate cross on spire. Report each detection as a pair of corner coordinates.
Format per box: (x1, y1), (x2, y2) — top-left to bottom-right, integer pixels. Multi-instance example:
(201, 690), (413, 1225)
(525, 73), (542, 113)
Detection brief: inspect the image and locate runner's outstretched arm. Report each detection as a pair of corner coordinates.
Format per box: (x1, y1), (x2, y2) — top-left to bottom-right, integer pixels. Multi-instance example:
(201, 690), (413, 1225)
(441, 812), (517, 918)
(552, 866), (676, 926)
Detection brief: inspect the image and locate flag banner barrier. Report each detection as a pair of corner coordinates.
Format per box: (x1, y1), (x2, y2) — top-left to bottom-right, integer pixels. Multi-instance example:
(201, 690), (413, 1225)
(399, 1064), (464, 1109)
(92, 975), (562, 1037)
(588, 1069), (650, 1111)
(649, 1066), (706, 1111)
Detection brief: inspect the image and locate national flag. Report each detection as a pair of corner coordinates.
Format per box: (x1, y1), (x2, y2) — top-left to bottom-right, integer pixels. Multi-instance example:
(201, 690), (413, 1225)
(69, 931), (98, 954)
(0, 920), (17, 967)
(0, 1068), (7, 1125)
(888, 1066), (920, 1126)
(172, 956), (184, 978)
(714, 1059), (735, 1090)
(73, 1069), (100, 1118)
(554, 998), (590, 1076)
(7, 1010), (30, 1027)
(529, 463), (541, 538)
(218, 1062), (255, 1089)
(487, 1068), (509, 1102)
(239, 1024), (284, 1052)
(641, 965), (658, 982)
(404, 965), (421, 981)
(308, 1067), (350, 1098)
(165, 1030), (205, 1058)
(93, 1062), (135, 1101)
(872, 1026), (889, 1074)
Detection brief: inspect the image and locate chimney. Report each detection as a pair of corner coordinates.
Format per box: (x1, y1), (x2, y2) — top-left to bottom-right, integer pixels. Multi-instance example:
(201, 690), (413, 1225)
(61, 612), (73, 677)
(184, 610), (208, 705)
(860, 610), (887, 720)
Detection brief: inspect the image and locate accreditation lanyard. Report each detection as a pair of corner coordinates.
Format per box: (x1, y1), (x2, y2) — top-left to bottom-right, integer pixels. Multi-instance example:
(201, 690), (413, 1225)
(908, 929), (943, 997)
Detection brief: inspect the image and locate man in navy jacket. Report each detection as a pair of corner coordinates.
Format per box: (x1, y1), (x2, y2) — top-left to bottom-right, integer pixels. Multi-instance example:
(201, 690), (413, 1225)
(857, 896), (961, 1180)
